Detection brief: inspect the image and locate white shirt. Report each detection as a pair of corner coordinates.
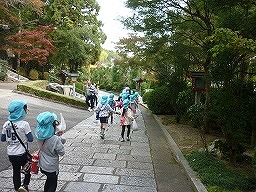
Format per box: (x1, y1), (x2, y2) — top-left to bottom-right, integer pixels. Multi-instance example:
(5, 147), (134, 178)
(2, 120), (31, 156)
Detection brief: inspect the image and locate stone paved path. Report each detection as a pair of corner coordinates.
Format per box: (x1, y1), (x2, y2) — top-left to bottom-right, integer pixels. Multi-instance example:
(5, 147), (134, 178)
(0, 110), (158, 192)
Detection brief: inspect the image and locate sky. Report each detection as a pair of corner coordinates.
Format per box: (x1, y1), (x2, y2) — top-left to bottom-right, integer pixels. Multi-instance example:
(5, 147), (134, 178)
(97, 0), (132, 51)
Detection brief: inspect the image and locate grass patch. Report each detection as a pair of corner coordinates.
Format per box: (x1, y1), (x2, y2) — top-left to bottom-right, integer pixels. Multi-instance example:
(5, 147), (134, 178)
(185, 151), (256, 192)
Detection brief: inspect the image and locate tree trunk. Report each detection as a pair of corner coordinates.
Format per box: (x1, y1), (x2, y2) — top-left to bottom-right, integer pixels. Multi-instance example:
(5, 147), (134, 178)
(203, 54), (212, 133)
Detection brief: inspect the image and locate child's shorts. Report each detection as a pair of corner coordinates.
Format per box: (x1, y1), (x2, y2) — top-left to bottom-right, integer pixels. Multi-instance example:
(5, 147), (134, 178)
(100, 117), (108, 123)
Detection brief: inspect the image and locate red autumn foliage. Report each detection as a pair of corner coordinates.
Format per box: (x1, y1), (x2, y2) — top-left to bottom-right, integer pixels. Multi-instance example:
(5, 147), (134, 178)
(0, 0), (45, 25)
(4, 25), (55, 65)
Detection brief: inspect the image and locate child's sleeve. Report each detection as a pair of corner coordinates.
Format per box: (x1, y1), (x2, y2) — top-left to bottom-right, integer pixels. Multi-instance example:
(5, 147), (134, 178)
(55, 137), (65, 156)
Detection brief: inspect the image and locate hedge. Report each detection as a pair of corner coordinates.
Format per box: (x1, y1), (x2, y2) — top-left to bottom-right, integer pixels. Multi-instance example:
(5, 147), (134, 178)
(17, 80), (87, 109)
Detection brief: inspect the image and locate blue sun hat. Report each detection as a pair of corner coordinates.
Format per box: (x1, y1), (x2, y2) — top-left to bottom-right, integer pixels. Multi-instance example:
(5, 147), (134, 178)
(109, 93), (114, 99)
(121, 92), (129, 101)
(129, 94), (136, 102)
(100, 95), (108, 105)
(134, 92), (139, 97)
(123, 99), (130, 109)
(108, 93), (114, 102)
(8, 100), (27, 122)
(35, 111), (57, 140)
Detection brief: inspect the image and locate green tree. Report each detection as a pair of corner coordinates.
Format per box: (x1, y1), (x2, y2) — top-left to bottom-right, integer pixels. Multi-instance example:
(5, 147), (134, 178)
(122, 0), (256, 163)
(40, 0), (106, 73)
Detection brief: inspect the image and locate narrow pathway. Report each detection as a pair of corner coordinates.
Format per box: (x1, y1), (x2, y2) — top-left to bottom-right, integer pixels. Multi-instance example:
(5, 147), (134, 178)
(140, 106), (195, 192)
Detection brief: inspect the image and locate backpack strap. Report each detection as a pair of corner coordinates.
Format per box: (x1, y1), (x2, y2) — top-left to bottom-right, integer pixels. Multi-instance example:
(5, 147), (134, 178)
(10, 121), (28, 150)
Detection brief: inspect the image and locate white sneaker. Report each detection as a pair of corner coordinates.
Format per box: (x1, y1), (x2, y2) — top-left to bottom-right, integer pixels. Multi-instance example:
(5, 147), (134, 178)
(88, 107), (92, 112)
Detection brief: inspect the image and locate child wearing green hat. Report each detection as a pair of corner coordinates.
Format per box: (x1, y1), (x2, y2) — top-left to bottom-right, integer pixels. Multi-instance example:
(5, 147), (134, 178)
(1, 100), (33, 192)
(35, 111), (65, 192)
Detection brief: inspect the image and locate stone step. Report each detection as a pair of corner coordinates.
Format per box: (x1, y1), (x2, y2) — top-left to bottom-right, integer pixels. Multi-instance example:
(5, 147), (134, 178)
(6, 70), (29, 82)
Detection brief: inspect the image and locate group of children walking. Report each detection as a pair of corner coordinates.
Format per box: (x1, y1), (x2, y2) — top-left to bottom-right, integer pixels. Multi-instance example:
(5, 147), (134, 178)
(1, 84), (140, 192)
(94, 85), (140, 142)
(1, 100), (65, 192)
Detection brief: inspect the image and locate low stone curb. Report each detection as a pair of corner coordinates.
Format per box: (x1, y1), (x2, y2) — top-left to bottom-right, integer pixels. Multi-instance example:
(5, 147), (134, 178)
(152, 114), (208, 192)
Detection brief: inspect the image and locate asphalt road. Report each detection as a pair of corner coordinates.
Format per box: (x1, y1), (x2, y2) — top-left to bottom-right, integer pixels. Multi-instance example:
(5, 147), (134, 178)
(0, 82), (92, 171)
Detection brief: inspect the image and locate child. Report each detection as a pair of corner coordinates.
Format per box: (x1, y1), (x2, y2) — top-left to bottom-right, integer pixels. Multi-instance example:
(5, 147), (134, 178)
(85, 81), (96, 111)
(35, 112), (66, 192)
(129, 92), (140, 118)
(94, 95), (120, 139)
(107, 93), (116, 124)
(1, 100), (33, 192)
(119, 99), (134, 142)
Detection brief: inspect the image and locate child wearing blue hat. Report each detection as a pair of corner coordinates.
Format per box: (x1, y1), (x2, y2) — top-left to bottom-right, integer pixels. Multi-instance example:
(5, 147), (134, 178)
(35, 111), (65, 192)
(1, 100), (33, 192)
(129, 92), (140, 118)
(95, 95), (120, 139)
(119, 99), (135, 142)
(107, 93), (116, 124)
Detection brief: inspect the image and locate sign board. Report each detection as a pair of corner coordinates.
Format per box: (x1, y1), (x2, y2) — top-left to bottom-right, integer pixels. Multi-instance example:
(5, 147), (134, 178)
(189, 71), (206, 91)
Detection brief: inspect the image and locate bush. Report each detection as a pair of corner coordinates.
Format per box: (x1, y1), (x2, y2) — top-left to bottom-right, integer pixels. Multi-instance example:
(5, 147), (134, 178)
(111, 82), (124, 92)
(142, 90), (153, 104)
(75, 81), (85, 95)
(175, 90), (194, 123)
(147, 86), (176, 115)
(187, 103), (204, 128)
(0, 71), (7, 81)
(29, 69), (39, 80)
(18, 67), (27, 77)
(186, 151), (256, 191)
(43, 72), (49, 80)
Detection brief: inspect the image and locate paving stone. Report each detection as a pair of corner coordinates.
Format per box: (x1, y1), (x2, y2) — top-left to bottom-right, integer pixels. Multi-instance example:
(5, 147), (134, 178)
(120, 145), (149, 151)
(26, 179), (45, 191)
(107, 148), (131, 155)
(63, 146), (75, 152)
(83, 174), (119, 184)
(102, 184), (157, 192)
(80, 165), (114, 174)
(91, 143), (120, 149)
(70, 141), (91, 147)
(131, 141), (151, 148)
(58, 172), (83, 181)
(60, 164), (81, 172)
(131, 148), (151, 156)
(115, 167), (155, 178)
(120, 175), (157, 188)
(73, 146), (108, 153)
(60, 156), (94, 165)
(93, 159), (126, 168)
(0, 169), (12, 177)
(0, 177), (15, 190)
(63, 181), (101, 191)
(66, 150), (94, 158)
(67, 138), (84, 143)
(116, 154), (152, 163)
(93, 153), (116, 160)
(127, 161), (154, 170)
